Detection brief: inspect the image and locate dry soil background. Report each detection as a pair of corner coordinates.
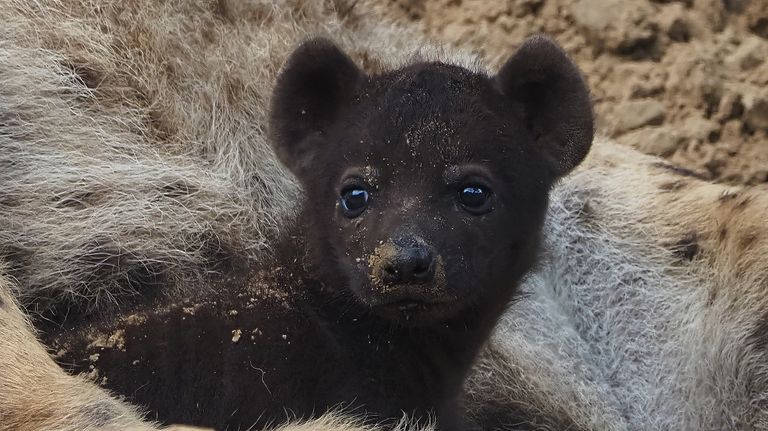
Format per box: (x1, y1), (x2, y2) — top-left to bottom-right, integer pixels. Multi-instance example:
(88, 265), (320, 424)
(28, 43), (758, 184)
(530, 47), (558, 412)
(375, 0), (768, 185)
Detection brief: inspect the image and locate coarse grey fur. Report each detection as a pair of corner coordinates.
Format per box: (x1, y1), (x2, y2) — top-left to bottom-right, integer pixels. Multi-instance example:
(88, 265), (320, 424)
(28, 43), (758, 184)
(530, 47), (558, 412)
(469, 141), (768, 430)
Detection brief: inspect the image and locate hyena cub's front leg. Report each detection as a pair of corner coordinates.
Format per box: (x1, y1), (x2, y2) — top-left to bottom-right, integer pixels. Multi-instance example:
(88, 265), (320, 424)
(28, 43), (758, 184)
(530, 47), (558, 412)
(0, 277), (164, 431)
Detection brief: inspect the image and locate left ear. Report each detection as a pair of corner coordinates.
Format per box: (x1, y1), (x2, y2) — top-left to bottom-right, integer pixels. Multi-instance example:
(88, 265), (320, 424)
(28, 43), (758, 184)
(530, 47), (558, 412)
(269, 37), (364, 179)
(495, 35), (594, 178)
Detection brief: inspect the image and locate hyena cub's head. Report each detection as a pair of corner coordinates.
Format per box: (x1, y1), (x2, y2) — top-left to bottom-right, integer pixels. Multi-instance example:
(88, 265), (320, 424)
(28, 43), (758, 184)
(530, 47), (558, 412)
(270, 36), (593, 325)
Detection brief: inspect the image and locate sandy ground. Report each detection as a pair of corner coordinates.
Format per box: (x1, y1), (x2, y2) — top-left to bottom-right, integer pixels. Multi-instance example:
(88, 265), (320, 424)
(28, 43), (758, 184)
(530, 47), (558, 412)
(375, 0), (768, 185)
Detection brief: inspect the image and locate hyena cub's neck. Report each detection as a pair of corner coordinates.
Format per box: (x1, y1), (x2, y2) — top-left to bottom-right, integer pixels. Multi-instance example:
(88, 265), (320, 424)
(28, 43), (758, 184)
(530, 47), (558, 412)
(288, 213), (536, 429)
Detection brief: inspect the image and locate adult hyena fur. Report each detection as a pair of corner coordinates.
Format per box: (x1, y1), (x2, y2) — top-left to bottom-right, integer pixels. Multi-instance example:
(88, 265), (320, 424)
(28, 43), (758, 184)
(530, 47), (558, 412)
(466, 140), (768, 431)
(1, 0), (768, 430)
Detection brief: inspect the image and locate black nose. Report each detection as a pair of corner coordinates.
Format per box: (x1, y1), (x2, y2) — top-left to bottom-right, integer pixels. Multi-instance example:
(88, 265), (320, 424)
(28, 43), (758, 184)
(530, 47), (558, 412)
(380, 238), (436, 285)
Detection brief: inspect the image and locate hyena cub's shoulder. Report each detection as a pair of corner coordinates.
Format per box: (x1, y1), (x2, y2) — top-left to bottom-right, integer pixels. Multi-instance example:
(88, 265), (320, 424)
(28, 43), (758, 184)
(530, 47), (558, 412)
(48, 35), (594, 431)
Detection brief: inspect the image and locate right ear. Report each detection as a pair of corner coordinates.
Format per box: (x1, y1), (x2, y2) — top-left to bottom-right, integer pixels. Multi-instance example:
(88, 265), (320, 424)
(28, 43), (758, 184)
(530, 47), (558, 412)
(494, 36), (593, 178)
(269, 38), (364, 178)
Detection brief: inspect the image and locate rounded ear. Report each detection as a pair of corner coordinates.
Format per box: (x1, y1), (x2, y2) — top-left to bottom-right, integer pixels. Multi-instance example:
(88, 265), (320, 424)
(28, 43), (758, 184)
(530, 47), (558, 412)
(269, 37), (363, 177)
(495, 35), (594, 178)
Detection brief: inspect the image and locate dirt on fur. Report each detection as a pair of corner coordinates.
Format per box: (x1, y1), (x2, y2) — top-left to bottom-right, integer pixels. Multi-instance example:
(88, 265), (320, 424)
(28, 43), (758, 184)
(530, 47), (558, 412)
(376, 0), (768, 185)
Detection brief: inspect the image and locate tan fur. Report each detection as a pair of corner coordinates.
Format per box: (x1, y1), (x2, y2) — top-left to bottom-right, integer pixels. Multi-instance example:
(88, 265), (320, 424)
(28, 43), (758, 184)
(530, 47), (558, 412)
(271, 414), (434, 431)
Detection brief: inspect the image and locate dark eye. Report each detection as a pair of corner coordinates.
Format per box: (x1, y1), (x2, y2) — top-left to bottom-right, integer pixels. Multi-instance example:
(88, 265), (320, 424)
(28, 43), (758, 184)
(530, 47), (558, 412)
(340, 186), (369, 218)
(458, 185), (492, 214)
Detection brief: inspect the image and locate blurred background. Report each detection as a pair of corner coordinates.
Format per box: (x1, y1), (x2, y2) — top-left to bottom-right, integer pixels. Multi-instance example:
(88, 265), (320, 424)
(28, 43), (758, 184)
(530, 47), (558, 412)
(374, 0), (768, 185)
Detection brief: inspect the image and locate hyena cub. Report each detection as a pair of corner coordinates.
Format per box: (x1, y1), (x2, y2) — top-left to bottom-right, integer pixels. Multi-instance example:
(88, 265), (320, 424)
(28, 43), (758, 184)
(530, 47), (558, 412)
(48, 35), (592, 430)
(268, 35), (592, 427)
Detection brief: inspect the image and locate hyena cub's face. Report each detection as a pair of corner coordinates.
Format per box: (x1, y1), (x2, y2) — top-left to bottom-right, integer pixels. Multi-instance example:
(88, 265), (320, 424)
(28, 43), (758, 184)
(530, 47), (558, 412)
(271, 36), (593, 325)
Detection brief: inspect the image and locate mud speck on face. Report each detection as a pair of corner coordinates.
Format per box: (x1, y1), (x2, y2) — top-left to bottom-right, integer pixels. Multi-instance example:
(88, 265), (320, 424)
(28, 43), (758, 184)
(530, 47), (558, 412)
(367, 242), (448, 297)
(368, 242), (400, 293)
